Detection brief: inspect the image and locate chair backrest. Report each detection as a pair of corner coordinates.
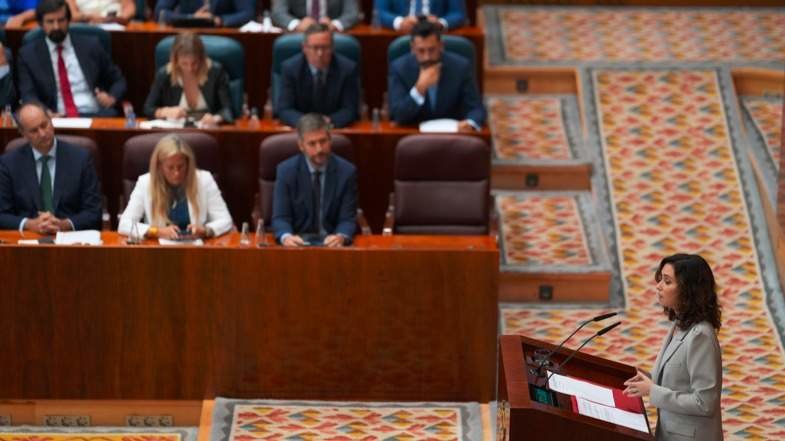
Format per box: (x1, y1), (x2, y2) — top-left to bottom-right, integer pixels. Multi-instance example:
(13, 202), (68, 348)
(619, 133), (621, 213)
(121, 132), (221, 206)
(387, 35), (475, 74)
(257, 132), (353, 224)
(23, 24), (111, 55)
(154, 35), (245, 117)
(393, 134), (490, 235)
(4, 135), (102, 182)
(270, 33), (361, 115)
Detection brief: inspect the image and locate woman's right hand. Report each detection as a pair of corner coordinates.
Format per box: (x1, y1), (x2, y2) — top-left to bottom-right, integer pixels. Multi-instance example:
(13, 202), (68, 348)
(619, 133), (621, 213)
(157, 225), (182, 239)
(157, 107), (187, 120)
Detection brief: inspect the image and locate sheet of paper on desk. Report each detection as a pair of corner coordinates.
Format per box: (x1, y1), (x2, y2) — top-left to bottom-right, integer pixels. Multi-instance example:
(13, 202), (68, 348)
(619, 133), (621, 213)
(139, 119), (186, 129)
(575, 397), (649, 433)
(97, 23), (126, 31)
(159, 238), (204, 246)
(52, 118), (93, 129)
(548, 372), (615, 406)
(419, 118), (459, 133)
(55, 230), (102, 245)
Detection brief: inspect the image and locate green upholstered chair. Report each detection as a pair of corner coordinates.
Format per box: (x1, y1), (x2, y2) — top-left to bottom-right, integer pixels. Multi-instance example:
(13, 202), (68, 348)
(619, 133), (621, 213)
(23, 24), (111, 55)
(270, 32), (361, 117)
(387, 34), (475, 74)
(154, 35), (245, 117)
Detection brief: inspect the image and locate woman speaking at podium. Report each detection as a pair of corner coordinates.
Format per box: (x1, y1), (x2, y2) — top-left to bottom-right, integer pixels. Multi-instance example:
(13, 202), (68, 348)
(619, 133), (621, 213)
(624, 253), (723, 441)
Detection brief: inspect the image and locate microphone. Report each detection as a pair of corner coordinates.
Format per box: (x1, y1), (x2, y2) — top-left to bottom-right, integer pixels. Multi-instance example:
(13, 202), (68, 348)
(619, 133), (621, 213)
(530, 311), (618, 377)
(545, 321), (622, 384)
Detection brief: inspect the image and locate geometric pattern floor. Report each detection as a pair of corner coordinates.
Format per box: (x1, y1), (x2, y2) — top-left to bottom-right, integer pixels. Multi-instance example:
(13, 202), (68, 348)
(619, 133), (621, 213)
(485, 6), (785, 66)
(0, 427), (197, 441)
(209, 398), (483, 441)
(486, 95), (582, 162)
(502, 67), (785, 440)
(742, 96), (782, 171)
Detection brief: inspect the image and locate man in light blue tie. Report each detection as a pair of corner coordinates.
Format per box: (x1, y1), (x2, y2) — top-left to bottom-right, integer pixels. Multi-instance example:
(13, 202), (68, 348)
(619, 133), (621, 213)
(387, 18), (485, 130)
(0, 102), (102, 233)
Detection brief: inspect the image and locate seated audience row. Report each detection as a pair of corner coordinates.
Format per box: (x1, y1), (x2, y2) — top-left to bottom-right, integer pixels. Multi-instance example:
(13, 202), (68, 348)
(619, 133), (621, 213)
(0, 102), (355, 246)
(0, 0), (485, 129)
(2, 0), (467, 29)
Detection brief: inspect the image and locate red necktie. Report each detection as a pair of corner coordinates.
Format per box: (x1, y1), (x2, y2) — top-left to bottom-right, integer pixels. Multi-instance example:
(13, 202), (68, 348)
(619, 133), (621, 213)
(56, 45), (79, 117)
(311, 0), (320, 20)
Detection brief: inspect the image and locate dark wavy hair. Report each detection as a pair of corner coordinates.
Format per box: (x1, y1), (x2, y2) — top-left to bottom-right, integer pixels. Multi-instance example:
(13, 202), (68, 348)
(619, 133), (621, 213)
(655, 253), (721, 331)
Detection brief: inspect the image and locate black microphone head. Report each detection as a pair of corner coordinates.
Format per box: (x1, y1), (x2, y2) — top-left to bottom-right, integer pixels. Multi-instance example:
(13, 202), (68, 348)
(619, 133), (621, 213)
(597, 321), (621, 336)
(592, 311), (618, 322)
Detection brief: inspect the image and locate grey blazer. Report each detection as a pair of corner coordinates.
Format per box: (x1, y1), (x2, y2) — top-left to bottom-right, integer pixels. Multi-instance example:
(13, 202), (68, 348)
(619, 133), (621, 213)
(650, 321), (723, 441)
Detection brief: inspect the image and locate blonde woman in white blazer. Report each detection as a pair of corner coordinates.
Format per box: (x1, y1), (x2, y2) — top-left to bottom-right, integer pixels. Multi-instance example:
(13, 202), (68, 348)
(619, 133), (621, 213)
(624, 254), (723, 441)
(118, 134), (233, 239)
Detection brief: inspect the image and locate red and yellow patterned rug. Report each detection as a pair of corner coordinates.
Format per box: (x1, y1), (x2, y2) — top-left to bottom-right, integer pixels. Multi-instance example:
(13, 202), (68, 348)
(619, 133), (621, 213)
(503, 67), (785, 439)
(742, 96), (781, 171)
(209, 398), (483, 441)
(484, 6), (785, 65)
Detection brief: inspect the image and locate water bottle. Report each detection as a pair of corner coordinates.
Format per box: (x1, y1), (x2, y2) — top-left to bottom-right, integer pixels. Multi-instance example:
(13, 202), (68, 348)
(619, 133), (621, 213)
(242, 93), (250, 120)
(372, 107), (380, 131)
(255, 218), (267, 247)
(371, 8), (381, 30)
(249, 107), (260, 128)
(1, 105), (10, 127)
(239, 222), (251, 246)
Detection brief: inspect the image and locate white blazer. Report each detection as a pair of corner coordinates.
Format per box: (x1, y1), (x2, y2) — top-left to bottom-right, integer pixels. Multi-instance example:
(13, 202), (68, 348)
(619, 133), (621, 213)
(118, 169), (234, 237)
(650, 321), (723, 441)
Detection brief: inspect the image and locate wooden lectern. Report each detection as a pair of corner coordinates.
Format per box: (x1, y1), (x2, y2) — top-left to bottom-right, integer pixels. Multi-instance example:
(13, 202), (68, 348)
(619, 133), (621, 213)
(497, 334), (654, 440)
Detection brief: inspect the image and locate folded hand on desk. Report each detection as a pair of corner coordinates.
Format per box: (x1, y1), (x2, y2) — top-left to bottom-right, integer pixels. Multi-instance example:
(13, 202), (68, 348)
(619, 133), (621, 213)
(26, 212), (72, 234)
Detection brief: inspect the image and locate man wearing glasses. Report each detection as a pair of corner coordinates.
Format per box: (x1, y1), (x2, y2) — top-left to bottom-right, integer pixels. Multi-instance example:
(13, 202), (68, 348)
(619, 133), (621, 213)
(276, 23), (360, 128)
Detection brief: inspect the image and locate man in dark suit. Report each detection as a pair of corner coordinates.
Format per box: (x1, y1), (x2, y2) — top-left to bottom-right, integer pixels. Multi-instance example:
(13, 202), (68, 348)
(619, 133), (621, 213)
(17, 0), (126, 117)
(272, 113), (357, 247)
(388, 18), (485, 130)
(272, 0), (359, 32)
(375, 0), (465, 32)
(154, 0), (255, 27)
(0, 45), (17, 109)
(277, 23), (359, 128)
(0, 102), (102, 232)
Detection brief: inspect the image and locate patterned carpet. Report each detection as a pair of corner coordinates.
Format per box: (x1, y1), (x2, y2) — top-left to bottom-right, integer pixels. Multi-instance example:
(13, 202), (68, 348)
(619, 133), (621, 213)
(502, 67), (785, 439)
(209, 398), (482, 441)
(484, 6), (785, 66)
(741, 96), (781, 207)
(485, 95), (583, 163)
(496, 191), (611, 275)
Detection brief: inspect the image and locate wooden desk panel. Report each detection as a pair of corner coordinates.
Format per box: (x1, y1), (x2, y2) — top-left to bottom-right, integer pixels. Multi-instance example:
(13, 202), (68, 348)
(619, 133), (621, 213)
(0, 120), (491, 232)
(3, 24), (484, 113)
(0, 232), (498, 401)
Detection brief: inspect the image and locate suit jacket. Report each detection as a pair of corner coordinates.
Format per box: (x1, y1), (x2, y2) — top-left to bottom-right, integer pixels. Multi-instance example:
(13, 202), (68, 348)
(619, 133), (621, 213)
(375, 0), (465, 29)
(154, 0), (254, 27)
(650, 321), (723, 441)
(271, 0), (360, 30)
(277, 53), (359, 128)
(272, 153), (357, 242)
(17, 33), (126, 116)
(388, 51), (485, 126)
(143, 62), (234, 123)
(0, 49), (17, 109)
(118, 170), (234, 237)
(0, 139), (102, 230)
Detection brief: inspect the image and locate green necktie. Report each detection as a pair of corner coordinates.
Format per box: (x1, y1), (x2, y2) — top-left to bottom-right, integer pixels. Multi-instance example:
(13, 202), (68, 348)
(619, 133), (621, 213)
(40, 155), (53, 213)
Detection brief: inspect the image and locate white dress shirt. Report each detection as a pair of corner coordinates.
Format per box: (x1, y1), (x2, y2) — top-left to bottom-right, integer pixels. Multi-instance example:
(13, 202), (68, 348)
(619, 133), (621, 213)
(45, 35), (100, 115)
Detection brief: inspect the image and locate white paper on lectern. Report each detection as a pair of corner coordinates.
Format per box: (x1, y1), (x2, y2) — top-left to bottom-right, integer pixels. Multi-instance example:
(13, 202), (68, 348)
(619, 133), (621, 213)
(52, 118), (93, 129)
(419, 118), (459, 133)
(547, 372), (615, 406)
(159, 238), (204, 246)
(55, 230), (102, 245)
(575, 397), (649, 433)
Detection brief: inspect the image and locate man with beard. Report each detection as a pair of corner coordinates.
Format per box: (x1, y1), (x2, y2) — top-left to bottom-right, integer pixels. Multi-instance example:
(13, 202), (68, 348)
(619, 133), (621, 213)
(272, 113), (357, 247)
(387, 18), (485, 130)
(0, 102), (102, 232)
(17, 0), (126, 116)
(276, 23), (360, 128)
